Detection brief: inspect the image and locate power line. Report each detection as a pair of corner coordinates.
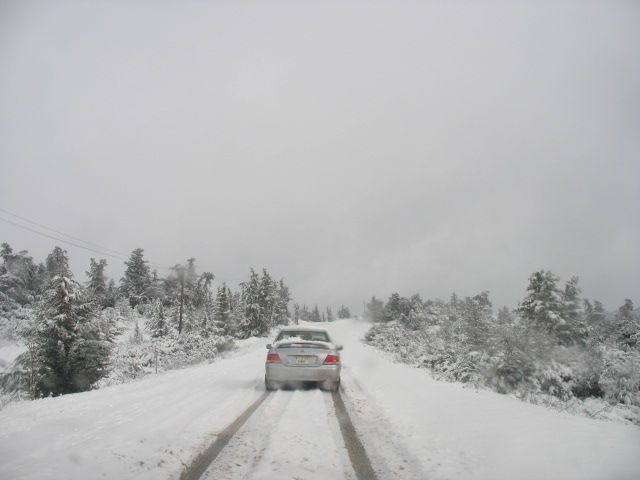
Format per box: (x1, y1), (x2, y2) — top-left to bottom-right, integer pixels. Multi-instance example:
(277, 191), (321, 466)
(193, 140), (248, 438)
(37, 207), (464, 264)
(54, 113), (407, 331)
(0, 208), (231, 274)
(0, 211), (171, 271)
(0, 215), (127, 261)
(0, 207), (126, 256)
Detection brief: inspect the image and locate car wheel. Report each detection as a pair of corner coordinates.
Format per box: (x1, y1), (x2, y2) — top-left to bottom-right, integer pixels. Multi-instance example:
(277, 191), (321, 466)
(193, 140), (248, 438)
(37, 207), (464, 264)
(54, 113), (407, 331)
(321, 379), (340, 392)
(265, 378), (279, 391)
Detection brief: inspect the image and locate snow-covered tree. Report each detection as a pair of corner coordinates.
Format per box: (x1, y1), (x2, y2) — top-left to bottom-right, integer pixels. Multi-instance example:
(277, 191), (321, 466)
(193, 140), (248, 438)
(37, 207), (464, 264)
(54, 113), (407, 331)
(558, 276), (589, 346)
(402, 294), (426, 330)
(337, 305), (351, 319)
(383, 292), (404, 322)
(1, 244), (44, 311)
(146, 298), (169, 337)
(228, 290), (245, 336)
(45, 246), (70, 279)
(616, 299), (639, 350)
(497, 306), (514, 325)
(365, 296), (384, 322)
(584, 299), (607, 341)
(86, 258), (108, 306)
(120, 248), (151, 307)
(258, 269), (277, 328)
(326, 307), (334, 322)
(239, 269), (266, 337)
(310, 305), (321, 322)
(460, 292), (493, 351)
(273, 279), (290, 325)
(516, 270), (565, 340)
(34, 275), (113, 395)
(104, 279), (118, 308)
(145, 269), (164, 302)
(214, 283), (232, 333)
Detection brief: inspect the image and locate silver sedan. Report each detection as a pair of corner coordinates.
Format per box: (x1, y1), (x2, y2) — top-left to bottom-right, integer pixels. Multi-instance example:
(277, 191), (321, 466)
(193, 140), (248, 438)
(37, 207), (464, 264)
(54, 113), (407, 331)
(265, 327), (342, 392)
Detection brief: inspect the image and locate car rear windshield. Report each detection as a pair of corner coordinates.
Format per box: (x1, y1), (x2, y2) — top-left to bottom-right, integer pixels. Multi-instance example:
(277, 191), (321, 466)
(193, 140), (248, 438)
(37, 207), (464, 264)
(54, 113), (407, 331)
(276, 330), (330, 342)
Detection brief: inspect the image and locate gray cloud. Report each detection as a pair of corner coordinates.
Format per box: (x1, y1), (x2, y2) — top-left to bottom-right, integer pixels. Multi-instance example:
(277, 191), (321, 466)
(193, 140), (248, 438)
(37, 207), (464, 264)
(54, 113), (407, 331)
(1, 0), (639, 311)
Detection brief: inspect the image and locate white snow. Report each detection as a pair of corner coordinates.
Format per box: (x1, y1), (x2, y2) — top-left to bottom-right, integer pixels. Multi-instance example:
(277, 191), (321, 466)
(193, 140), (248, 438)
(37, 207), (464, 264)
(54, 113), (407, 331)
(202, 389), (355, 480)
(1, 318), (639, 480)
(0, 341), (25, 373)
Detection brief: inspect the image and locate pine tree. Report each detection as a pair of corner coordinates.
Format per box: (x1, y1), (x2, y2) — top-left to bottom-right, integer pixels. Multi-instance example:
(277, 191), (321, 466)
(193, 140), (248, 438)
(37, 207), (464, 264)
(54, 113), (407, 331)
(146, 298), (169, 337)
(365, 296), (384, 322)
(402, 294), (426, 330)
(240, 269), (266, 338)
(104, 279), (118, 308)
(326, 307), (334, 322)
(497, 306), (514, 326)
(86, 258), (108, 306)
(0, 244), (44, 310)
(516, 270), (565, 339)
(558, 276), (588, 346)
(383, 292), (403, 322)
(460, 292), (493, 351)
(293, 304), (301, 324)
(259, 269), (276, 328)
(311, 305), (321, 322)
(0, 242), (12, 258)
(45, 246), (71, 279)
(229, 290), (244, 337)
(145, 270), (164, 302)
(214, 283), (231, 333)
(300, 304), (310, 322)
(450, 292), (459, 309)
(195, 272), (215, 334)
(584, 299), (607, 340)
(35, 275), (112, 395)
(337, 305), (351, 319)
(273, 279), (290, 325)
(616, 299), (639, 349)
(120, 248), (151, 307)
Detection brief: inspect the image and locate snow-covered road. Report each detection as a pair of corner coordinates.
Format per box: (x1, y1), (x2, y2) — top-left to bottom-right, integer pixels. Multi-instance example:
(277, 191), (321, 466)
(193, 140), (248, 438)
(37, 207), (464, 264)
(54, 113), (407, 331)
(1, 318), (639, 480)
(201, 389), (355, 480)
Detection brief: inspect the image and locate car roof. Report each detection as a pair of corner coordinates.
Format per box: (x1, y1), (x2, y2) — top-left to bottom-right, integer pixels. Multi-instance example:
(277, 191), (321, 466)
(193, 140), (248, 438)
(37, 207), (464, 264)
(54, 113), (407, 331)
(278, 326), (328, 332)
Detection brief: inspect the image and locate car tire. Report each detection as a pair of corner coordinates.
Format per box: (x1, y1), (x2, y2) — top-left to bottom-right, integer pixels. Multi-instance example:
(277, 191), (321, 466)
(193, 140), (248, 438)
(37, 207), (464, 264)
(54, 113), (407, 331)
(265, 378), (279, 391)
(321, 379), (340, 392)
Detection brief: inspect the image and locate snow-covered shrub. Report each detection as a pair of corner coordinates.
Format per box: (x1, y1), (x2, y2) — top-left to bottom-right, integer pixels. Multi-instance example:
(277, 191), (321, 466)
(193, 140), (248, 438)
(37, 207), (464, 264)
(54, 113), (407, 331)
(97, 330), (235, 387)
(600, 349), (640, 407)
(534, 359), (575, 401)
(364, 283), (640, 425)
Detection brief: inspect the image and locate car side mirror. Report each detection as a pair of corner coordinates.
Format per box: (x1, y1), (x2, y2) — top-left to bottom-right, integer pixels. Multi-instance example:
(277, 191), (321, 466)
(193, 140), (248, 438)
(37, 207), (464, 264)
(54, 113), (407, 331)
(337, 344), (343, 351)
(266, 344), (272, 350)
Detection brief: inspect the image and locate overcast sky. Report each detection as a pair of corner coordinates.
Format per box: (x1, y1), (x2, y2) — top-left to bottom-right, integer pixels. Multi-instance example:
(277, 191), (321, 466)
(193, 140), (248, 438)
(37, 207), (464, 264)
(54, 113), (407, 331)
(1, 0), (639, 312)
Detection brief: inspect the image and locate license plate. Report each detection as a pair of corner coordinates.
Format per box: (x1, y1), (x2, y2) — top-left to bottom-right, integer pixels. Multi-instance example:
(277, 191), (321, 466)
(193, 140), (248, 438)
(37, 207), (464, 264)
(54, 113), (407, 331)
(294, 356), (315, 365)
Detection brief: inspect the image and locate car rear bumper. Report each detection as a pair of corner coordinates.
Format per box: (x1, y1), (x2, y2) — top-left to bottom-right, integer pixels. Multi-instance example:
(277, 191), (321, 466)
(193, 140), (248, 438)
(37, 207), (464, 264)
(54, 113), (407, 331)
(265, 363), (341, 383)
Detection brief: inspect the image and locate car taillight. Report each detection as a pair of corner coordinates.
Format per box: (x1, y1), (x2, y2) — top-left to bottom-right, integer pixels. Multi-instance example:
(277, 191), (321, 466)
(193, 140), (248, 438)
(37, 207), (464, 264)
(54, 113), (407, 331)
(266, 353), (281, 363)
(323, 354), (340, 364)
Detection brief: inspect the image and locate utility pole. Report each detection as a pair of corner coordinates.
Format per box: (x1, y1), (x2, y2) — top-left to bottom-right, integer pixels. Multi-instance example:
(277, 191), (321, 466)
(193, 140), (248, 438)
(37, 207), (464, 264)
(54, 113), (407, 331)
(178, 266), (185, 334)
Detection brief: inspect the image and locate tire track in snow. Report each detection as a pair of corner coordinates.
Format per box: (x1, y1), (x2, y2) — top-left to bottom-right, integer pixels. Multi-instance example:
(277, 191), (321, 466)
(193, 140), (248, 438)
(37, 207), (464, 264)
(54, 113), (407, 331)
(200, 388), (353, 480)
(180, 390), (272, 480)
(331, 389), (379, 480)
(197, 389), (295, 480)
(340, 368), (430, 479)
(181, 381), (384, 480)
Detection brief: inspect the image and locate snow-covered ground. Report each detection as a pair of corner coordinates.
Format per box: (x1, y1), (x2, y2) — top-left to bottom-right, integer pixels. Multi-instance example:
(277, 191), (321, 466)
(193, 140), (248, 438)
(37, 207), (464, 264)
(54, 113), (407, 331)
(1, 318), (639, 480)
